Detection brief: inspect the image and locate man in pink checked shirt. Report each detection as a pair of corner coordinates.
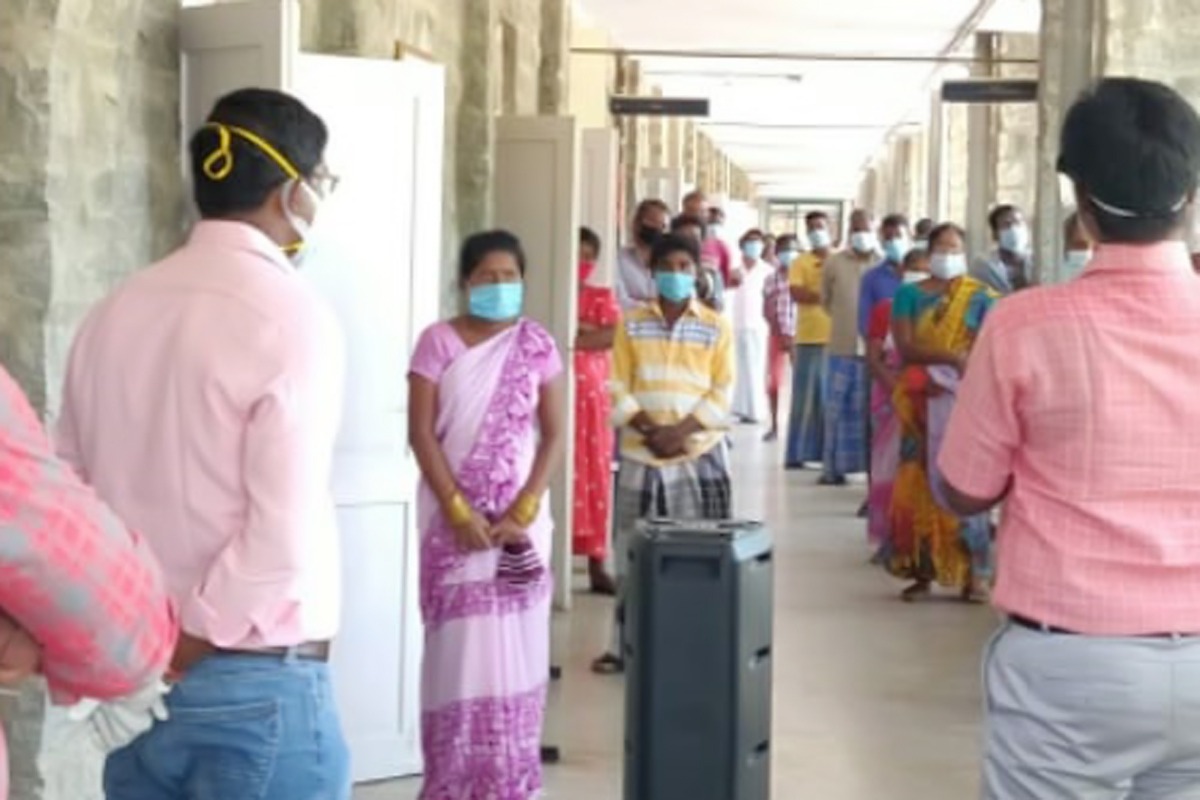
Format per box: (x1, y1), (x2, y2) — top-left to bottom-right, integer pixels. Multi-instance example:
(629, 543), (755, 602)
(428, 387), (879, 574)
(0, 365), (177, 799)
(57, 88), (349, 799)
(939, 78), (1200, 797)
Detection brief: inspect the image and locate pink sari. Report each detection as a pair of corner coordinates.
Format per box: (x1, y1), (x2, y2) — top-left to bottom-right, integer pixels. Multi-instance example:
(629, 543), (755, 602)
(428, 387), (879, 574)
(410, 318), (561, 800)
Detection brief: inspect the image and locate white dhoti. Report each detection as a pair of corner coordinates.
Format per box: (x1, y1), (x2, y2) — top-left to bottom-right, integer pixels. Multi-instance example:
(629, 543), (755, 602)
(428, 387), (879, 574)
(732, 327), (766, 422)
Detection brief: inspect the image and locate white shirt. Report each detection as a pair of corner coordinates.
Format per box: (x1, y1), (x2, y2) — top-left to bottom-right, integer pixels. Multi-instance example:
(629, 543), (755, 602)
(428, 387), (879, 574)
(731, 259), (770, 334)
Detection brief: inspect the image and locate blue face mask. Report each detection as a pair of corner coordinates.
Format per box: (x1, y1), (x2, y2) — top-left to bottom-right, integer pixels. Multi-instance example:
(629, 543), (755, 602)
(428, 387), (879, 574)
(882, 238), (910, 264)
(655, 271), (696, 302)
(468, 282), (524, 321)
(742, 240), (765, 260)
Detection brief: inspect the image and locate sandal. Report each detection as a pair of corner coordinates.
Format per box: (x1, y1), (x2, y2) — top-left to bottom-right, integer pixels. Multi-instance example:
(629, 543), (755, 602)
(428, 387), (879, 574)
(591, 652), (625, 675)
(961, 581), (990, 605)
(900, 581), (932, 603)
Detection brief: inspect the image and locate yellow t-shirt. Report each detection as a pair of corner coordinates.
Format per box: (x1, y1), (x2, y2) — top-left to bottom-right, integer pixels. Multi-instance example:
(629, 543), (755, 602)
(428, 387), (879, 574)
(789, 253), (832, 345)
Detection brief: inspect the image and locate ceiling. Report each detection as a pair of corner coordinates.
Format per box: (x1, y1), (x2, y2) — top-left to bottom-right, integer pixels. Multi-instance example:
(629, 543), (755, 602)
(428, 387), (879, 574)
(575, 0), (1041, 200)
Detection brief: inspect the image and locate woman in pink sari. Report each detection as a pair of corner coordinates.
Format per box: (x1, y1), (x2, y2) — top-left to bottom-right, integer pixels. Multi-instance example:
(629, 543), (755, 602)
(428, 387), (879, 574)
(408, 230), (567, 799)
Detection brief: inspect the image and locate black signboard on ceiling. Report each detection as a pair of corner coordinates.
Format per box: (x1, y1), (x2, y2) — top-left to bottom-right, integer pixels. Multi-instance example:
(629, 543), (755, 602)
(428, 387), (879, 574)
(609, 96), (711, 117)
(941, 79), (1038, 104)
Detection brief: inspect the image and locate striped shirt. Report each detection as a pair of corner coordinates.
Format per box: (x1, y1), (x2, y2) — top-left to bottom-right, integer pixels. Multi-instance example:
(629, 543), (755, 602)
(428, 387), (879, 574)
(610, 299), (733, 466)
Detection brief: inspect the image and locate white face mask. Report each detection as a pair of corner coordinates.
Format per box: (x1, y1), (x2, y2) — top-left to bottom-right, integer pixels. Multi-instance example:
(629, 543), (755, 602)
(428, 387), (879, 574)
(912, 239), (929, 252)
(281, 179), (322, 263)
(808, 228), (832, 250)
(850, 231), (876, 254)
(1063, 249), (1092, 278)
(903, 270), (931, 285)
(929, 252), (968, 280)
(999, 223), (1030, 254)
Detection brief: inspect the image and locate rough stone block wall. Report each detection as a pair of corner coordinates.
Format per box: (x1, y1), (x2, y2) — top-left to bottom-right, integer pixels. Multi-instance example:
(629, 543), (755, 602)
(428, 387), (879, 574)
(1104, 0), (1200, 104)
(945, 103), (970, 227)
(300, 0), (547, 312)
(994, 32), (1039, 221)
(0, 0), (184, 417)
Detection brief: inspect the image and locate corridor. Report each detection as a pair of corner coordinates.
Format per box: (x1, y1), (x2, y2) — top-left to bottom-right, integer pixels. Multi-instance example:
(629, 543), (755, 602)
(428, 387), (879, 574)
(357, 427), (998, 799)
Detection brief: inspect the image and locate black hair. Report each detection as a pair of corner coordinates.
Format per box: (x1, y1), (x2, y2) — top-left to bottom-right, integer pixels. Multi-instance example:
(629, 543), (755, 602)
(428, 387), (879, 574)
(671, 213), (708, 239)
(775, 233), (800, 251)
(915, 217), (934, 236)
(190, 89), (328, 219)
(739, 228), (765, 245)
(683, 189), (706, 206)
(579, 226), (602, 256)
(458, 229), (526, 285)
(928, 222), (967, 251)
(650, 233), (701, 270)
(881, 213), (910, 230)
(902, 248), (929, 270)
(805, 210), (829, 225)
(987, 204), (1019, 236)
(1059, 77), (1200, 243)
(634, 198), (670, 223)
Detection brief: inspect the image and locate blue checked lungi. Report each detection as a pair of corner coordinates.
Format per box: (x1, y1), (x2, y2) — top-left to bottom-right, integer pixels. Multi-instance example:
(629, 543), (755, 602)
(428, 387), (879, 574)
(784, 344), (825, 467)
(823, 355), (868, 478)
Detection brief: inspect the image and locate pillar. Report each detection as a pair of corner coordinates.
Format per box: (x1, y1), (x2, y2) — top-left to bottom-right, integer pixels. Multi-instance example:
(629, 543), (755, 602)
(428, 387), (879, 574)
(537, 0), (569, 114)
(457, 0), (497, 238)
(1035, 0), (1200, 281)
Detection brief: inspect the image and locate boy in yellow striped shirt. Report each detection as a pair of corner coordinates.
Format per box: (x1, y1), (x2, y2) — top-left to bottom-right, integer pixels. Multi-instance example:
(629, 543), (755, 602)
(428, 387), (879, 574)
(592, 232), (735, 675)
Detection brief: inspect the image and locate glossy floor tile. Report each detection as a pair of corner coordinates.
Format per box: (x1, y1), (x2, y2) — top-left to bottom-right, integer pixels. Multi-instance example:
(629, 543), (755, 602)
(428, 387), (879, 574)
(355, 427), (998, 799)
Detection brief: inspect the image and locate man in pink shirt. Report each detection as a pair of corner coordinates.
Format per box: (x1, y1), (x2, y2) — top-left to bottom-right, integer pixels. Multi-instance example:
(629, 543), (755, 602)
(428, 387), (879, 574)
(683, 190), (734, 288)
(939, 78), (1200, 797)
(57, 89), (349, 799)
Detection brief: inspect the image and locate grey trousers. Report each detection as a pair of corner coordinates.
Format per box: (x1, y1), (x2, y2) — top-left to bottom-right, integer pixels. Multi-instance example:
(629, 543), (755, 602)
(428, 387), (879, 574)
(983, 622), (1200, 799)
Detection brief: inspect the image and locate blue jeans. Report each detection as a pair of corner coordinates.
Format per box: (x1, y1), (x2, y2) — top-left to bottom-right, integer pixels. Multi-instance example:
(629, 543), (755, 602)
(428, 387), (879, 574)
(105, 654), (351, 800)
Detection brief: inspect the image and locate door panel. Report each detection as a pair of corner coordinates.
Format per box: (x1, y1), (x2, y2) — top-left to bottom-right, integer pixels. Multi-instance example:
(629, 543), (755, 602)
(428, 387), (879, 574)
(493, 116), (579, 610)
(580, 128), (620, 287)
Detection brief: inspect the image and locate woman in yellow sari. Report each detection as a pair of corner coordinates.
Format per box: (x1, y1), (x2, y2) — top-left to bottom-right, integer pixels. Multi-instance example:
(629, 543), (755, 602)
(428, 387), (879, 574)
(885, 222), (997, 602)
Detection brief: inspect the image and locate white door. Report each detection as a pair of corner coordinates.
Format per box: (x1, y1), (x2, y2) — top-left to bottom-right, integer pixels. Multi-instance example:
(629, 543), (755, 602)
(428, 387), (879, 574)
(180, 0), (441, 782)
(640, 165), (684, 209)
(579, 128), (620, 287)
(493, 116), (579, 610)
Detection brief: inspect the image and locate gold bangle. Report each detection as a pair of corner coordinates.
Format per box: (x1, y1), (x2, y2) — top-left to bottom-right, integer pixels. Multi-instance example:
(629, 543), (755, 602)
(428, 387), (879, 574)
(444, 491), (473, 528)
(510, 491), (541, 527)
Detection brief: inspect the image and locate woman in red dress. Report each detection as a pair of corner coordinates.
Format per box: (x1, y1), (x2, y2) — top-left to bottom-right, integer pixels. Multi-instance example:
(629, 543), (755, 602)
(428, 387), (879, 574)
(575, 228), (621, 593)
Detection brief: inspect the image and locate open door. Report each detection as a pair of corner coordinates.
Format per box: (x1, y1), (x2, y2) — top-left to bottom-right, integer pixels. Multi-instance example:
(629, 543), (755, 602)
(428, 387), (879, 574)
(180, 0), (440, 782)
(493, 116), (579, 610)
(580, 128), (620, 287)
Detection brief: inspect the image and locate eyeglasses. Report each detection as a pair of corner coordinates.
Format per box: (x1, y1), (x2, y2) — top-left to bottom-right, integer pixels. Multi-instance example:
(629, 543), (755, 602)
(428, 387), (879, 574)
(309, 171), (341, 199)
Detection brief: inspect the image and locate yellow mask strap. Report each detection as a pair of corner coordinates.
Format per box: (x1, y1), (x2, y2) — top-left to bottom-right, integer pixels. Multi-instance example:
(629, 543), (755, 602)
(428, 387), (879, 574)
(201, 122), (301, 183)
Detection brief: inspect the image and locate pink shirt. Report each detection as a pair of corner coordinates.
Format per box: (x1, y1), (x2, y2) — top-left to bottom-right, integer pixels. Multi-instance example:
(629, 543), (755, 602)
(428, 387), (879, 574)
(57, 221), (345, 649)
(939, 241), (1200, 635)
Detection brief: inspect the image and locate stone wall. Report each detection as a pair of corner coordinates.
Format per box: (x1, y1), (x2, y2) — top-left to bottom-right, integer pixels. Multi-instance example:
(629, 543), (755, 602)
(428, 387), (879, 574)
(299, 0), (552, 311)
(0, 0), (184, 418)
(993, 32), (1039, 219)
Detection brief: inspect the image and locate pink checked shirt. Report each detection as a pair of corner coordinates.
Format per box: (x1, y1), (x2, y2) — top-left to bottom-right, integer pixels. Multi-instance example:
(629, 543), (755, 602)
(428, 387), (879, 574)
(940, 241), (1200, 636)
(57, 221), (345, 650)
(2, 366), (177, 797)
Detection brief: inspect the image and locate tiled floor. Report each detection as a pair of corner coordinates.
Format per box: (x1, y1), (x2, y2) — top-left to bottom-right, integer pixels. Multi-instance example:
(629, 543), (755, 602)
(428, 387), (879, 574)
(355, 428), (998, 799)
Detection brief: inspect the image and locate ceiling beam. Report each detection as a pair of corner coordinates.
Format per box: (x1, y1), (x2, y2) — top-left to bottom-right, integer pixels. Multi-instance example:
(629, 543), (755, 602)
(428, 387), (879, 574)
(570, 45), (1036, 66)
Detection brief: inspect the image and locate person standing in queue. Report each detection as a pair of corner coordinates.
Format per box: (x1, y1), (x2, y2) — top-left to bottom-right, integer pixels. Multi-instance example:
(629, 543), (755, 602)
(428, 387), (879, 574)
(573, 227), (620, 594)
(971, 204), (1033, 294)
(819, 209), (877, 486)
(730, 228), (770, 424)
(593, 233), (734, 676)
(409, 230), (566, 798)
(762, 234), (798, 442)
(784, 211), (834, 469)
(57, 88), (351, 799)
(616, 199), (670, 311)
